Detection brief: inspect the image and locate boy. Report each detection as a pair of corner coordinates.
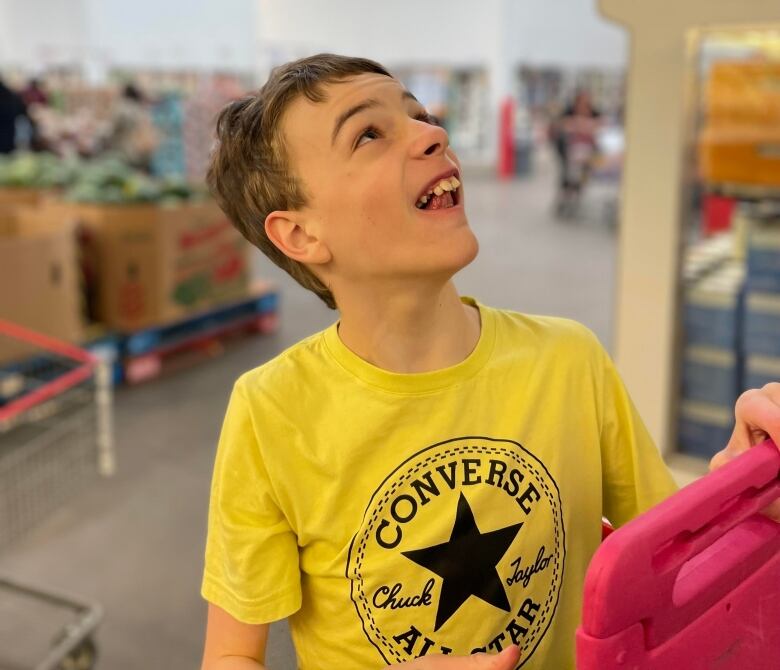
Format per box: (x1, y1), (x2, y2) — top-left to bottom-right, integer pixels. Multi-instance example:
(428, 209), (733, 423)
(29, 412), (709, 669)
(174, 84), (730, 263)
(200, 54), (780, 670)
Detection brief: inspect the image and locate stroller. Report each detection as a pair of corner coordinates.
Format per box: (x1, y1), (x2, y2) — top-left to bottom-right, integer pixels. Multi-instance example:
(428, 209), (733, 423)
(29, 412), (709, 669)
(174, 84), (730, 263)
(554, 123), (600, 219)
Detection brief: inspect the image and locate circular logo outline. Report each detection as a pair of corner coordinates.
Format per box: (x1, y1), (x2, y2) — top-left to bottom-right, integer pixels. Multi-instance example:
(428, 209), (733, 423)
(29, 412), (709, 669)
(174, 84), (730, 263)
(346, 436), (566, 666)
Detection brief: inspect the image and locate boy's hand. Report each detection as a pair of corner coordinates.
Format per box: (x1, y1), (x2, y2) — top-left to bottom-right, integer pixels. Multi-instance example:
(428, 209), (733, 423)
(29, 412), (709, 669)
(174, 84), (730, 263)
(395, 645), (520, 669)
(710, 383), (780, 520)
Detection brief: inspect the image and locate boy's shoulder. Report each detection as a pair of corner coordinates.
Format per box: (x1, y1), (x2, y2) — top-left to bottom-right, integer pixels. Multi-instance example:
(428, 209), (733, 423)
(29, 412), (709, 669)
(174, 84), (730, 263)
(234, 327), (332, 397)
(489, 304), (605, 357)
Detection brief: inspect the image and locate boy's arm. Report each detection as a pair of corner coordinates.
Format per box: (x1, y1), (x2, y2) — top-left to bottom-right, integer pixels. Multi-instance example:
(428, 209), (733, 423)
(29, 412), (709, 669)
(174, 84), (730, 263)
(200, 602), (521, 669)
(201, 603), (269, 670)
(201, 383), (301, 667)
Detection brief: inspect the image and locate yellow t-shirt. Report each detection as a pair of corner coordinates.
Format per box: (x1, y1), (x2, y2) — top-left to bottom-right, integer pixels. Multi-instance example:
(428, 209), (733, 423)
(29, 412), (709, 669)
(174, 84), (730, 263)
(202, 298), (678, 669)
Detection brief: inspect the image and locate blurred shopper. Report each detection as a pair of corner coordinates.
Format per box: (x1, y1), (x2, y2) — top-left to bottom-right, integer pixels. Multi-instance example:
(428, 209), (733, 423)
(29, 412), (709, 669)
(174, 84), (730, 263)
(552, 90), (602, 218)
(0, 78), (29, 154)
(21, 78), (49, 107)
(105, 83), (158, 171)
(20, 78), (52, 151)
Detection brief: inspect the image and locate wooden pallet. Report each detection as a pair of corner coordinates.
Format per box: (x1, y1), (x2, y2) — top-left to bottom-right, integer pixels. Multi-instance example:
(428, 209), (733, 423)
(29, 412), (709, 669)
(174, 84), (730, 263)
(1, 285), (279, 389)
(122, 284), (279, 385)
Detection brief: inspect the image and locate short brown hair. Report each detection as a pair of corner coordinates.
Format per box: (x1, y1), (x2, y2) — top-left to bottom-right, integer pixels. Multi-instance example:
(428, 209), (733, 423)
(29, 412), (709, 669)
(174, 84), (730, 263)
(207, 53), (393, 310)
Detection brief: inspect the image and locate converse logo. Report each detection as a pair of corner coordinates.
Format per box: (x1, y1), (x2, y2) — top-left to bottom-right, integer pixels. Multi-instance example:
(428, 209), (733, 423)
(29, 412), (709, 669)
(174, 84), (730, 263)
(346, 436), (565, 666)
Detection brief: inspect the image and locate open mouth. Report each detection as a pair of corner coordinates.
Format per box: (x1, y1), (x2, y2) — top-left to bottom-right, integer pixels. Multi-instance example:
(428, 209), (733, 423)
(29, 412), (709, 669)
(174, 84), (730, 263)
(415, 172), (461, 211)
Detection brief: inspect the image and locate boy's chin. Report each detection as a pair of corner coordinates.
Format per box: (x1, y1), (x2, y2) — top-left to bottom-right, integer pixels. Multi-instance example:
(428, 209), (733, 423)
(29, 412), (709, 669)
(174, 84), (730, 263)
(455, 238), (479, 271)
(453, 229), (480, 266)
(432, 234), (480, 278)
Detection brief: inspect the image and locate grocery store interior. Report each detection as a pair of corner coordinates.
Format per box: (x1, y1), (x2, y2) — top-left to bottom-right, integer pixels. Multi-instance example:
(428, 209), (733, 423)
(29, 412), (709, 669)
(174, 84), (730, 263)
(1, 1), (780, 669)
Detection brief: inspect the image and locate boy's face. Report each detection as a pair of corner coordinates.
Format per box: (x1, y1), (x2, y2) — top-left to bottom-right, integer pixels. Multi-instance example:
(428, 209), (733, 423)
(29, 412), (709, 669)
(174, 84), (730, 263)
(280, 73), (478, 290)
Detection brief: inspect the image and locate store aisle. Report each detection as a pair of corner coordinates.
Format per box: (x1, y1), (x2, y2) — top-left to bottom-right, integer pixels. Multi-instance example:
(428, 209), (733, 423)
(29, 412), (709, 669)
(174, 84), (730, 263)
(0, 154), (618, 669)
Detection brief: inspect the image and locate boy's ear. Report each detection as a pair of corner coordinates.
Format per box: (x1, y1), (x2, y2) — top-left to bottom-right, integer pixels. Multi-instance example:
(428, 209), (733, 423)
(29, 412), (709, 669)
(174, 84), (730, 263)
(264, 211), (332, 266)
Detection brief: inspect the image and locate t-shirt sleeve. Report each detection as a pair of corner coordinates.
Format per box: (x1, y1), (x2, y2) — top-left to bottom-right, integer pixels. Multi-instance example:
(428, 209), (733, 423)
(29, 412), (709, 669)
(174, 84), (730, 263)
(598, 349), (679, 528)
(201, 382), (302, 623)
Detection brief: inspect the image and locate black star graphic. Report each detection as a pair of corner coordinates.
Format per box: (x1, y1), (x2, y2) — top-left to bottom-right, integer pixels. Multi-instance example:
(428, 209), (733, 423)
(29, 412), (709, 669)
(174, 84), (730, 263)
(402, 492), (523, 632)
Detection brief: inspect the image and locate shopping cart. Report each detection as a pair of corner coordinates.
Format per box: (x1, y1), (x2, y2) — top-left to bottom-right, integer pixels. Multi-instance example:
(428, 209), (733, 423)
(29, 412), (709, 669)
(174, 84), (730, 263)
(0, 319), (115, 670)
(577, 439), (780, 669)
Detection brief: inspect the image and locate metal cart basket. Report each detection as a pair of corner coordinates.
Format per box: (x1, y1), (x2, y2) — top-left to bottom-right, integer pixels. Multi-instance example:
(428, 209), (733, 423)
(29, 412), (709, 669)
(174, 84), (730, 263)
(0, 319), (115, 670)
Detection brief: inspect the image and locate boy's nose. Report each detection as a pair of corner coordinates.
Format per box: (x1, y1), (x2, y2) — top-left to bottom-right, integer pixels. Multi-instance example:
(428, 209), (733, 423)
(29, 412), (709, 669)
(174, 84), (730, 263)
(410, 122), (449, 158)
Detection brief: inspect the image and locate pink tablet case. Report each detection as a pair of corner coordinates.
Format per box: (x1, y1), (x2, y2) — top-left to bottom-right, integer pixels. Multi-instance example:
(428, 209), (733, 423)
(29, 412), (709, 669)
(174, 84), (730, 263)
(577, 440), (780, 669)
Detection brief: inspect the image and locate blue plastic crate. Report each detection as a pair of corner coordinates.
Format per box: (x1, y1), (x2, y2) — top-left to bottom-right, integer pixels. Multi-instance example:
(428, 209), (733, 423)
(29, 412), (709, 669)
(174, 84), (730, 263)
(744, 355), (780, 390)
(747, 217), (780, 292)
(678, 401), (734, 460)
(681, 346), (740, 407)
(683, 262), (744, 349)
(124, 288), (278, 357)
(743, 292), (780, 357)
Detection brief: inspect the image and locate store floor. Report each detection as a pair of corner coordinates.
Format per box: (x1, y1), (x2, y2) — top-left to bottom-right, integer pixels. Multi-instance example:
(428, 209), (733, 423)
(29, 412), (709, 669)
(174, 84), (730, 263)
(0, 153), (621, 669)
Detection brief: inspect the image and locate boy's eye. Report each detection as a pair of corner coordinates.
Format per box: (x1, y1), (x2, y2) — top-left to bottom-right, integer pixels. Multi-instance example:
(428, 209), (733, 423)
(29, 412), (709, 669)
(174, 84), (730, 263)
(355, 126), (382, 148)
(416, 111), (440, 126)
(353, 111), (440, 150)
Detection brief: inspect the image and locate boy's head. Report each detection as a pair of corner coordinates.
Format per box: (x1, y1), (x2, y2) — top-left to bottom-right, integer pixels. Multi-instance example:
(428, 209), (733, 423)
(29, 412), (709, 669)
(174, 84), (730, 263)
(208, 53), (477, 310)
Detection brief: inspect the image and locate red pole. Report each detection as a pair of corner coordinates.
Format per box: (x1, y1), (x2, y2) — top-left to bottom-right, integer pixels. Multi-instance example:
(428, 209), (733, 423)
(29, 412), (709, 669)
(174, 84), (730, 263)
(498, 97), (515, 179)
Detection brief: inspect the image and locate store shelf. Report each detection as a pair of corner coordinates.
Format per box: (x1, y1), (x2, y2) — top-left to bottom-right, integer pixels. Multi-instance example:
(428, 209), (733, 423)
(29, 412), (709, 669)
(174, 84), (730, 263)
(706, 182), (780, 200)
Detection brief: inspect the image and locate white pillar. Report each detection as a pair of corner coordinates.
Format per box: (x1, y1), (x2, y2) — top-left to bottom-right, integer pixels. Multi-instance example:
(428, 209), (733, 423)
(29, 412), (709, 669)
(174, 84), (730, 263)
(599, 0), (780, 454)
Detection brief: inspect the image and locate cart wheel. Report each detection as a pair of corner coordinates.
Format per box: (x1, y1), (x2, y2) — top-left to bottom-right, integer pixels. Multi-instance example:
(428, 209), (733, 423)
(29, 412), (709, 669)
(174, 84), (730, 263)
(59, 637), (97, 670)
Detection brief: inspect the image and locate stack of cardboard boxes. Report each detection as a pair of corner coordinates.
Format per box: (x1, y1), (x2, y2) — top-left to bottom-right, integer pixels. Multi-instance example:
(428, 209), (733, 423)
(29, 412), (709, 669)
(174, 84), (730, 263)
(75, 200), (250, 332)
(0, 190), (251, 365)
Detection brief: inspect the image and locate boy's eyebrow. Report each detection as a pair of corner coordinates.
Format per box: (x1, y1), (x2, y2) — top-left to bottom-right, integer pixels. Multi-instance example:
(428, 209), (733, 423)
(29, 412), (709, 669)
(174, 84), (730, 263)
(331, 90), (420, 146)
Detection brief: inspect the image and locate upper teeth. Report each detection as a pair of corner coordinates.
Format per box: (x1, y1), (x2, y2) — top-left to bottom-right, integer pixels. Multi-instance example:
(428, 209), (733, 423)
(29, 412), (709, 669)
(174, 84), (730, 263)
(417, 177), (461, 207)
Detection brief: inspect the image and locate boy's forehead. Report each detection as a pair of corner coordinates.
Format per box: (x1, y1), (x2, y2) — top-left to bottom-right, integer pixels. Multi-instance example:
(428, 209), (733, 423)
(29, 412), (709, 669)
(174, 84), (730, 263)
(320, 73), (404, 109)
(282, 74), (406, 145)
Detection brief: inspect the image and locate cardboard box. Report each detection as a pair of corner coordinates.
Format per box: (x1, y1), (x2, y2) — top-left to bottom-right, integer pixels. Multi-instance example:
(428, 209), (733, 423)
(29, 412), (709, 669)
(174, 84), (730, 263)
(74, 200), (250, 331)
(699, 125), (780, 187)
(0, 204), (84, 364)
(706, 61), (780, 127)
(0, 187), (47, 208)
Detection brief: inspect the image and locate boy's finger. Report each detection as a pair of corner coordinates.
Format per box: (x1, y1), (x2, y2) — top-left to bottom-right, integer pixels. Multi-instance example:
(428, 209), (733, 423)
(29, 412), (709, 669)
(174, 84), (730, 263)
(467, 645), (521, 669)
(735, 386), (780, 447)
(711, 387), (779, 472)
(762, 499), (780, 523)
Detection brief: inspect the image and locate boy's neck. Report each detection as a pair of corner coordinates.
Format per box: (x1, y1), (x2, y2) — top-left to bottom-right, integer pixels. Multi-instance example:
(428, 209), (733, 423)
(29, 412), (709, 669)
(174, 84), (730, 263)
(335, 281), (481, 374)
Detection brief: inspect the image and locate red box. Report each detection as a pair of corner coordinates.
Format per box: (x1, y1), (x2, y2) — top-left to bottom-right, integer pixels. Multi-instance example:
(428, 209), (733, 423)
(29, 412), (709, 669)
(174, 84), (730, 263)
(702, 194), (735, 236)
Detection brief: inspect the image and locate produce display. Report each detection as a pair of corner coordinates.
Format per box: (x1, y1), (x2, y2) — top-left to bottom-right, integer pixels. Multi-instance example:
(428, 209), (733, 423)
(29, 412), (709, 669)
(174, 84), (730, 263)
(0, 152), (79, 188)
(65, 158), (202, 204)
(0, 152), (203, 204)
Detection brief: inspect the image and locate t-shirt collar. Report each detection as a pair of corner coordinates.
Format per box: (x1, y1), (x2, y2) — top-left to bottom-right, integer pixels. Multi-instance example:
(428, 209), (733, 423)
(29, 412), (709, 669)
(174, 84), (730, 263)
(322, 296), (496, 394)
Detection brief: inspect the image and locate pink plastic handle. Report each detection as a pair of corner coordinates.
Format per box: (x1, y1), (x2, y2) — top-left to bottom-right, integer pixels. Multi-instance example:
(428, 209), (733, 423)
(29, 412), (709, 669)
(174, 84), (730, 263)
(582, 439), (780, 645)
